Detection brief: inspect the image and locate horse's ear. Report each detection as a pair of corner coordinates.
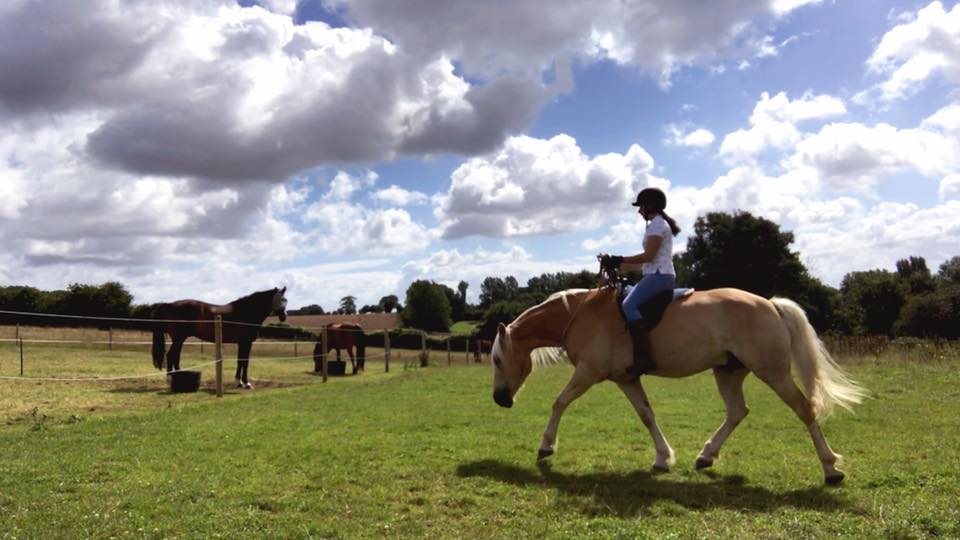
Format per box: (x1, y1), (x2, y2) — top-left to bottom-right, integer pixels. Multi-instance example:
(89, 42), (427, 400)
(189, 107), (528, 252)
(497, 323), (507, 340)
(281, 286), (286, 294)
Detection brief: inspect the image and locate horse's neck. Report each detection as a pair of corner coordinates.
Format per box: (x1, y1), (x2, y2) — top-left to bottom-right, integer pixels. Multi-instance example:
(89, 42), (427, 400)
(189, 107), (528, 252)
(511, 290), (585, 348)
(230, 293), (272, 322)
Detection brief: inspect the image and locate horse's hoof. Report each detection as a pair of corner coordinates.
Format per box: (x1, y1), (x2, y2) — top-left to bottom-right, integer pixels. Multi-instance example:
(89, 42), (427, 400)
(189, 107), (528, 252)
(537, 448), (554, 461)
(651, 464), (670, 474)
(825, 471), (845, 485)
(695, 457), (714, 470)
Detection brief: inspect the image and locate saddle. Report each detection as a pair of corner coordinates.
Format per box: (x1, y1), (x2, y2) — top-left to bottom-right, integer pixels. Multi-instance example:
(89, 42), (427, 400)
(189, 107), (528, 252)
(597, 255), (693, 330)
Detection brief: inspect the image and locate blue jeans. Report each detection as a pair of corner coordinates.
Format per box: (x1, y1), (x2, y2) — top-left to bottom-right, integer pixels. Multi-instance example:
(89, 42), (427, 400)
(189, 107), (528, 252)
(622, 272), (676, 322)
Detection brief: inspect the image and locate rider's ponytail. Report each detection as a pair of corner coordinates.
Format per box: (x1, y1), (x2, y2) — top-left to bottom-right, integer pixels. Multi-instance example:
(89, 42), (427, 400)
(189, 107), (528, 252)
(660, 211), (681, 237)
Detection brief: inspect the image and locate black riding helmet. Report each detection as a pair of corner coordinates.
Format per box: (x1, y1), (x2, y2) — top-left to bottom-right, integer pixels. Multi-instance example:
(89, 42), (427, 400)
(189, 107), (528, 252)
(631, 187), (667, 212)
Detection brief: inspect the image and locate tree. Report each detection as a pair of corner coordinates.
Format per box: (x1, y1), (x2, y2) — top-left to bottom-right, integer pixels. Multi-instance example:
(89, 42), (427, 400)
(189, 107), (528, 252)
(896, 256), (935, 294)
(839, 270), (906, 336)
(895, 283), (960, 338)
(678, 211), (809, 299)
(457, 281), (469, 302)
(378, 295), (399, 313)
(401, 280), (452, 332)
(339, 296), (357, 315)
(0, 286), (46, 313)
(359, 304), (383, 314)
(938, 256), (960, 285)
(292, 304), (325, 315)
(441, 283), (466, 322)
(56, 282), (133, 319)
(478, 300), (527, 340)
(479, 276), (519, 307)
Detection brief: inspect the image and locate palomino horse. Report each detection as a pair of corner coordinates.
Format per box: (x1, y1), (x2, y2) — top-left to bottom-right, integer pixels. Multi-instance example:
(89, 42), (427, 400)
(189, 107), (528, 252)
(313, 322), (366, 374)
(491, 286), (866, 485)
(152, 287), (287, 389)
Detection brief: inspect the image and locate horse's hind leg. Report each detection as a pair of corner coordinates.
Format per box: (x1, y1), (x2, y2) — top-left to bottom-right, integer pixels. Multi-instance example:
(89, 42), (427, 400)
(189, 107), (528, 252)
(696, 367), (750, 470)
(758, 371), (844, 484)
(538, 368), (598, 460)
(616, 380), (675, 471)
(347, 348), (356, 374)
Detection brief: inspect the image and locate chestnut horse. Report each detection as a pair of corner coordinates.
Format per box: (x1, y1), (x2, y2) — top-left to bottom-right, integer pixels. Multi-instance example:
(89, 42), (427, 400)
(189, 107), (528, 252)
(152, 287), (287, 389)
(491, 286), (866, 485)
(313, 322), (366, 374)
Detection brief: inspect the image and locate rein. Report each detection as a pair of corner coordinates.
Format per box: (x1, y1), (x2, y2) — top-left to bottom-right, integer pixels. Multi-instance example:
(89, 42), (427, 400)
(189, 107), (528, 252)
(557, 255), (625, 345)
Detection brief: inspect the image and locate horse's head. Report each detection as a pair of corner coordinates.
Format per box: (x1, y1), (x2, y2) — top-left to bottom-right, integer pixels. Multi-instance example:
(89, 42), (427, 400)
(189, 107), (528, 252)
(491, 322), (532, 408)
(273, 286), (288, 322)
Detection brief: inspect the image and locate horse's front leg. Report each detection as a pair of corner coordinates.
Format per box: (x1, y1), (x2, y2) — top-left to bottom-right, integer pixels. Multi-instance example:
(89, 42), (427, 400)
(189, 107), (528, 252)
(237, 341), (252, 389)
(538, 367), (598, 460)
(616, 380), (675, 472)
(347, 347), (356, 374)
(168, 337), (186, 373)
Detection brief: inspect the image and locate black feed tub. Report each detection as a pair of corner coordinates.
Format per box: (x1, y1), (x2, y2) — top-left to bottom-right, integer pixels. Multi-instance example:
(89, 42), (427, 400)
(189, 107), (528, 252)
(325, 360), (347, 376)
(168, 370), (202, 393)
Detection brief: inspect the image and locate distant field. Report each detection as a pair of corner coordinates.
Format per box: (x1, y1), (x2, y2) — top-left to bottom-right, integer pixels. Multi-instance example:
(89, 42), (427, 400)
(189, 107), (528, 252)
(1, 328), (958, 538)
(450, 320), (480, 336)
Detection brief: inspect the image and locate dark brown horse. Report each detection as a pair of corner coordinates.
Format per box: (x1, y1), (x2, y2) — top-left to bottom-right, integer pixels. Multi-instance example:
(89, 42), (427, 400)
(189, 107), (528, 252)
(474, 338), (492, 363)
(152, 287), (287, 389)
(313, 322), (366, 375)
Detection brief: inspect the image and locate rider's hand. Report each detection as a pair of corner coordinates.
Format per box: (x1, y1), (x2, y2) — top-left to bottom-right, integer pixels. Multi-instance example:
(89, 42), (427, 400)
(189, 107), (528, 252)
(599, 254), (623, 268)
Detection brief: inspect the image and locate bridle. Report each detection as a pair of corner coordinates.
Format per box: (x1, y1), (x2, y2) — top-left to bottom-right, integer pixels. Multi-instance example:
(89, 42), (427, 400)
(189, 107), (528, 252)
(557, 255), (626, 345)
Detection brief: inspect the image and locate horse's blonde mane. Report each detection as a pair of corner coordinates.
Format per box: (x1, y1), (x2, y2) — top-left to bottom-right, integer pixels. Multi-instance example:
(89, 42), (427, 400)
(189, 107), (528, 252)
(531, 347), (570, 367)
(505, 289), (587, 369)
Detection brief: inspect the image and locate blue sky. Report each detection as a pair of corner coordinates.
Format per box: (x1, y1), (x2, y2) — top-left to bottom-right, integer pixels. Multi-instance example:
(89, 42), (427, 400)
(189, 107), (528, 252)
(1, 0), (958, 310)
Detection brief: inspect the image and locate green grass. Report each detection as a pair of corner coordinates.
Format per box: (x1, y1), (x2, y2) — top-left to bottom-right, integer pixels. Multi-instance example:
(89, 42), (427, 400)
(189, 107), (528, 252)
(2, 341), (959, 538)
(449, 320), (480, 336)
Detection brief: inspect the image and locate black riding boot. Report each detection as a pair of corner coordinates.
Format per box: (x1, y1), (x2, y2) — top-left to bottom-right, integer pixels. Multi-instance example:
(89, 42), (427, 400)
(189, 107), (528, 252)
(625, 319), (656, 377)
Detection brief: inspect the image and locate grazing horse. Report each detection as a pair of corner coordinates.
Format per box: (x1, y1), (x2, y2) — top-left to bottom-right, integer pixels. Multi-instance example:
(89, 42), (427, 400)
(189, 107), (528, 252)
(152, 287), (287, 389)
(313, 322), (366, 374)
(490, 286), (866, 485)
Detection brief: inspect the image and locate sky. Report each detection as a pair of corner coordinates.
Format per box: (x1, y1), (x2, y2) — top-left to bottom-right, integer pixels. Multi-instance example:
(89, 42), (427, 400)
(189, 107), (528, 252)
(1, 0), (959, 311)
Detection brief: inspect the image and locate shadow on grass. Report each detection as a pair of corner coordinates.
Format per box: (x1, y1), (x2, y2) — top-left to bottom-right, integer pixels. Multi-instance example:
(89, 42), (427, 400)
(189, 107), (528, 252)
(456, 459), (858, 517)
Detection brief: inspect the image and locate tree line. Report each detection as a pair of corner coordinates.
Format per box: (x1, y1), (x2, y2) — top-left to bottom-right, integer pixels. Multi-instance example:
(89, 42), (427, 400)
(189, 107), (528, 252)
(1, 211), (958, 339)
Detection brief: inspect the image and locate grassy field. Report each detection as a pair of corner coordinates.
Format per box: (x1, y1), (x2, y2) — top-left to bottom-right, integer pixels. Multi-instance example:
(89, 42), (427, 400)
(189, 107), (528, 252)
(1, 330), (959, 538)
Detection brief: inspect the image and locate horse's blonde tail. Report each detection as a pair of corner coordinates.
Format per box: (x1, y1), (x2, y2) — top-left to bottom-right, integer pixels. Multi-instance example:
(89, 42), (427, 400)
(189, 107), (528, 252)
(772, 298), (867, 419)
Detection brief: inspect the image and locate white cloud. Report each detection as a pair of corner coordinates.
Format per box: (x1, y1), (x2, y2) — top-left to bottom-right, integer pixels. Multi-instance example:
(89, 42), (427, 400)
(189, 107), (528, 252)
(719, 91), (846, 163)
(332, 0), (815, 89)
(665, 125), (715, 148)
(940, 173), (960, 200)
(787, 121), (959, 191)
(855, 1), (960, 105)
(372, 185), (429, 206)
(434, 134), (665, 239)
(771, 0), (824, 15)
(304, 175), (431, 256)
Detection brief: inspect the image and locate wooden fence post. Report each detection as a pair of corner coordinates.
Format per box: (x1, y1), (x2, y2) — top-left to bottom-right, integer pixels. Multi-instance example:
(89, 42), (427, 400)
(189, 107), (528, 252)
(19, 335), (24, 376)
(215, 315), (223, 398)
(294, 335), (298, 358)
(108, 327), (112, 351)
(447, 338), (451, 366)
(384, 330), (390, 373)
(322, 325), (328, 383)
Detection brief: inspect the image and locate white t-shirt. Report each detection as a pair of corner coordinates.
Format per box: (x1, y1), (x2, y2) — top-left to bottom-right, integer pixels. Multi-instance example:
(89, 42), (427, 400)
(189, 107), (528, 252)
(642, 214), (675, 275)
